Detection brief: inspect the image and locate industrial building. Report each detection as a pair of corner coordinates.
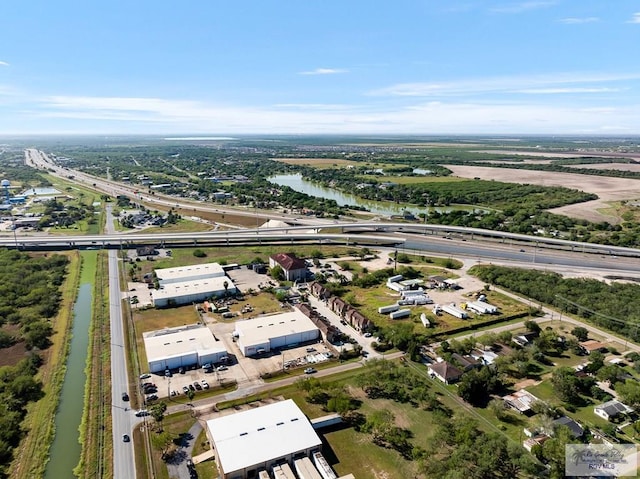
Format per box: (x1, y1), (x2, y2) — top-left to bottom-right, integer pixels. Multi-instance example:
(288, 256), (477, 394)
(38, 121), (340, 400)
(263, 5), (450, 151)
(234, 310), (320, 357)
(155, 262), (226, 285)
(151, 276), (237, 307)
(205, 399), (323, 479)
(143, 324), (227, 373)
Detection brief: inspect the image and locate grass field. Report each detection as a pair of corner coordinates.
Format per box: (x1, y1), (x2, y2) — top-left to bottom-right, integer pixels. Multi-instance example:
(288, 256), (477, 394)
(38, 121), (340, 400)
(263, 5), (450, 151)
(134, 306), (201, 368)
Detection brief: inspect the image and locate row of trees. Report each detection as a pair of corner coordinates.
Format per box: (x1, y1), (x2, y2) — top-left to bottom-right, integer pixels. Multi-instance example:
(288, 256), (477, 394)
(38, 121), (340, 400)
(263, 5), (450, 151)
(471, 265), (640, 340)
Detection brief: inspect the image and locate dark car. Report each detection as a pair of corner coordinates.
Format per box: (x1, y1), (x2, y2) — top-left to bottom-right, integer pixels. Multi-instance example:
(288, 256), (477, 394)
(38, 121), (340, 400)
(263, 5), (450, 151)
(122, 392), (129, 402)
(194, 382), (202, 390)
(189, 384), (195, 391)
(122, 434), (130, 442)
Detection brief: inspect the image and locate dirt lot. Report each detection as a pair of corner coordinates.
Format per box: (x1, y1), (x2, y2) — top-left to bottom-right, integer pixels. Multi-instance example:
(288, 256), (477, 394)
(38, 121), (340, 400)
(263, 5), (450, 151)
(445, 164), (640, 223)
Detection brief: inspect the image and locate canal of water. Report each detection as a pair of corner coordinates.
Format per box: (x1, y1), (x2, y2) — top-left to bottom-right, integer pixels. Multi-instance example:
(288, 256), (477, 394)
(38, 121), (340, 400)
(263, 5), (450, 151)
(268, 173), (484, 217)
(44, 282), (92, 479)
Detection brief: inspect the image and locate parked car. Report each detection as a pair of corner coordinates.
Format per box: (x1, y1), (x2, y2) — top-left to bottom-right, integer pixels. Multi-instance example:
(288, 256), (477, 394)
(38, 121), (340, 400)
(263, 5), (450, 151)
(164, 369), (172, 377)
(364, 332), (373, 338)
(135, 409), (149, 417)
(194, 382), (202, 390)
(189, 384), (195, 391)
(216, 365), (228, 372)
(304, 368), (317, 374)
(178, 367), (185, 374)
(146, 394), (158, 401)
(306, 347), (316, 353)
(201, 380), (210, 389)
(139, 373), (151, 380)
(182, 386), (190, 394)
(122, 392), (129, 401)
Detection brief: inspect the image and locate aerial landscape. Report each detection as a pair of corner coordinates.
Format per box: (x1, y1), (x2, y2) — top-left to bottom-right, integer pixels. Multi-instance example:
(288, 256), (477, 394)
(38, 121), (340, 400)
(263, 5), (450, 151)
(1, 2), (640, 479)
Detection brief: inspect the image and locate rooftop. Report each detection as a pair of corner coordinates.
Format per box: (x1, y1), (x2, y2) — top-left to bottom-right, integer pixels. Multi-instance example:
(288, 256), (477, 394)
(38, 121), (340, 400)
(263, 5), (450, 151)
(235, 310), (319, 347)
(270, 253), (307, 271)
(503, 389), (540, 413)
(151, 276), (236, 301)
(429, 361), (463, 381)
(143, 324), (226, 362)
(155, 262), (226, 281)
(206, 399), (322, 474)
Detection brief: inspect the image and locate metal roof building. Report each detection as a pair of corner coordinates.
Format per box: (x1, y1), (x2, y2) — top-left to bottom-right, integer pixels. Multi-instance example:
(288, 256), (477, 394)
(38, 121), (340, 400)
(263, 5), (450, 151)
(155, 262), (226, 285)
(234, 310), (320, 357)
(205, 399), (322, 479)
(151, 276), (237, 308)
(142, 324), (227, 373)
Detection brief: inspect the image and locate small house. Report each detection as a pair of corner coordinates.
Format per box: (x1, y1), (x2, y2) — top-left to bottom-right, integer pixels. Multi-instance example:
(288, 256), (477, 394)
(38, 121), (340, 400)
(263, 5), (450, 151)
(428, 361), (463, 384)
(594, 400), (633, 421)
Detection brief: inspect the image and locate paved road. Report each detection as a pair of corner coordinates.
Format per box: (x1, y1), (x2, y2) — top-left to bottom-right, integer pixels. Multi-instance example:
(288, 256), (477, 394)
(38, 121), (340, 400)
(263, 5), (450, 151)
(108, 212), (136, 478)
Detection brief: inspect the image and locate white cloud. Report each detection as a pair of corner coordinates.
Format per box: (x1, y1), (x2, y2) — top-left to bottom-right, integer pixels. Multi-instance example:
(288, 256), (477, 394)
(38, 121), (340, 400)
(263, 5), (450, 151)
(369, 72), (640, 97)
(0, 61), (9, 67)
(559, 17), (599, 24)
(298, 68), (348, 75)
(23, 94), (639, 135)
(516, 87), (619, 94)
(490, 1), (555, 14)
(273, 103), (354, 111)
(628, 12), (640, 24)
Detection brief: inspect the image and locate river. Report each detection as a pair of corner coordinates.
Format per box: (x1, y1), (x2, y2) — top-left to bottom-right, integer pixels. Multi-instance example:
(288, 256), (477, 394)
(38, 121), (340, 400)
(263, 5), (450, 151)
(268, 173), (483, 217)
(44, 282), (92, 479)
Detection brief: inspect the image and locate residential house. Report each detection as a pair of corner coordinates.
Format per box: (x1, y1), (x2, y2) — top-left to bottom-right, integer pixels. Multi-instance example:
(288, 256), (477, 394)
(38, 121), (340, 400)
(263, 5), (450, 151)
(512, 332), (538, 347)
(523, 435), (550, 452)
(502, 390), (540, 415)
(428, 361), (463, 384)
(451, 353), (482, 371)
(549, 416), (584, 439)
(471, 349), (499, 365)
(309, 282), (330, 301)
(269, 253), (308, 282)
(580, 340), (608, 355)
(345, 309), (371, 332)
(594, 399), (633, 421)
(328, 297), (349, 318)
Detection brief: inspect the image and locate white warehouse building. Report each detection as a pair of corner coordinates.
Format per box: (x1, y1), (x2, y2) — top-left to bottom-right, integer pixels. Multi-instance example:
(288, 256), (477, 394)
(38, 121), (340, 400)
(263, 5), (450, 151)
(143, 324), (228, 373)
(151, 276), (237, 308)
(234, 310), (320, 357)
(155, 262), (226, 285)
(205, 399), (323, 479)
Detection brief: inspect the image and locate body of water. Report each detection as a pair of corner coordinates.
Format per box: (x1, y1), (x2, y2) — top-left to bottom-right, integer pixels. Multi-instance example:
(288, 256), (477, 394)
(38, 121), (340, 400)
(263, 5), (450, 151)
(44, 283), (92, 479)
(268, 174), (483, 217)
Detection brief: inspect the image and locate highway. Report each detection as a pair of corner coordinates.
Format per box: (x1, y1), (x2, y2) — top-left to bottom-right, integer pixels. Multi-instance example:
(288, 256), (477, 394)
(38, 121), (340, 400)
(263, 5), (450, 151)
(109, 246), (136, 478)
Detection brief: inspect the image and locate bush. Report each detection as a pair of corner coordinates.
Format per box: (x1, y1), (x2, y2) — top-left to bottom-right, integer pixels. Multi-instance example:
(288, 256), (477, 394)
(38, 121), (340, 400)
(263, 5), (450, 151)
(193, 249), (206, 258)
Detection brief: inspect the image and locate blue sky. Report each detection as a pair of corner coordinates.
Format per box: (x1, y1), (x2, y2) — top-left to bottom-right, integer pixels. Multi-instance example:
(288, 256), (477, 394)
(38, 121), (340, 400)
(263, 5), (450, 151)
(1, 1), (639, 135)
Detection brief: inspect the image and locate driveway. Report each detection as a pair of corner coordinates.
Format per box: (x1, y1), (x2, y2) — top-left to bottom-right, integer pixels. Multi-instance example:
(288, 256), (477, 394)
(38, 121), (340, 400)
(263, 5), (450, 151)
(166, 420), (203, 479)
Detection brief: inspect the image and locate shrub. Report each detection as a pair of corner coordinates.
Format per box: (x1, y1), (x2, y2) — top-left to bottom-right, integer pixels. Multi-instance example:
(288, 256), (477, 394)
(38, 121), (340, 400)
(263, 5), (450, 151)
(193, 249), (206, 258)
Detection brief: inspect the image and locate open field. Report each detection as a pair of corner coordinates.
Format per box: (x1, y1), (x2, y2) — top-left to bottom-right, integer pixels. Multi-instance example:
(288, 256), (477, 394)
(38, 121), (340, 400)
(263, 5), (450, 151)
(445, 164), (640, 223)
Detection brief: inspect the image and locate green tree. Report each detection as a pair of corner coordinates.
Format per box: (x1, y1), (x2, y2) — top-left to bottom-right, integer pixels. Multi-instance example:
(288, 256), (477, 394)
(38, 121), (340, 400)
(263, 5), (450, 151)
(617, 379), (640, 409)
(551, 367), (581, 404)
(571, 326), (589, 342)
(270, 265), (284, 281)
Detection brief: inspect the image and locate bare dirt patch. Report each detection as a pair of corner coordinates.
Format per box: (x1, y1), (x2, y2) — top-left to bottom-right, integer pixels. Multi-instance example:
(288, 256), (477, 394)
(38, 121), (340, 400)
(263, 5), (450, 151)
(513, 378), (541, 390)
(445, 164), (640, 223)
